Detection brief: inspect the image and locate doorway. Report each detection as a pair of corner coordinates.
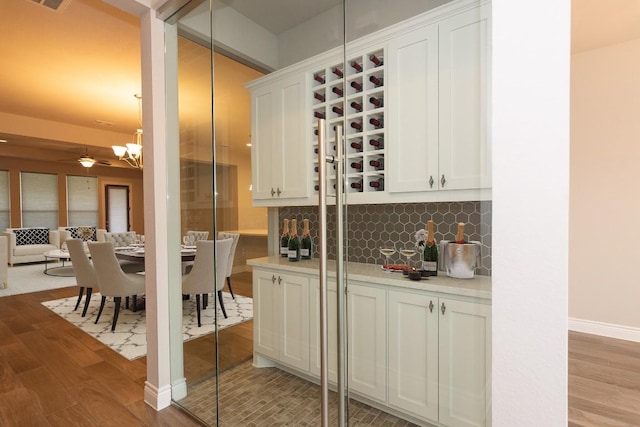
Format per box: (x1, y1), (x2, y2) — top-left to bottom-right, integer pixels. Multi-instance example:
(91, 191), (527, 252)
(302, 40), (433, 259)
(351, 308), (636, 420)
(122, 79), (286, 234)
(105, 185), (130, 232)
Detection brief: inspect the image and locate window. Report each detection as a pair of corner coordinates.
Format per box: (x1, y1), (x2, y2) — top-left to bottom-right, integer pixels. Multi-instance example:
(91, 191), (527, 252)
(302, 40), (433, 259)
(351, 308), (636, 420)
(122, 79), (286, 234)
(21, 172), (58, 229)
(67, 175), (98, 226)
(0, 170), (9, 231)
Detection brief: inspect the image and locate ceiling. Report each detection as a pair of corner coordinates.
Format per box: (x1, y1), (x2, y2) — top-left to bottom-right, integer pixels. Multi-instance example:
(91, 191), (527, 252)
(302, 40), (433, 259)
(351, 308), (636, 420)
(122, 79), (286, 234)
(0, 0), (638, 167)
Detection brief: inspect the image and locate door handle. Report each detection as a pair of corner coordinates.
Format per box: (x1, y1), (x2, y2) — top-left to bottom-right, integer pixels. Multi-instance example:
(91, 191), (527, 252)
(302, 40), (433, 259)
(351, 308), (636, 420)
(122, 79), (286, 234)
(441, 302), (446, 315)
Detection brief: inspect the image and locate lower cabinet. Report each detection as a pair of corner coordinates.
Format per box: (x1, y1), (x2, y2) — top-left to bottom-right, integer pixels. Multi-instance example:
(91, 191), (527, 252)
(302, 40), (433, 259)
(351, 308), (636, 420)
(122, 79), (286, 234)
(253, 269), (310, 371)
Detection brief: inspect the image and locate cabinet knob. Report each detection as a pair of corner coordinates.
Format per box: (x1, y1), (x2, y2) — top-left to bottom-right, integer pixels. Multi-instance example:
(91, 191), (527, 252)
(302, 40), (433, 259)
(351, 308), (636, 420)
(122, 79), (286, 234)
(271, 188), (276, 197)
(429, 176), (434, 188)
(441, 174), (446, 187)
(277, 276), (282, 285)
(441, 302), (446, 315)
(429, 300), (434, 313)
(271, 275), (276, 283)
(276, 187), (282, 196)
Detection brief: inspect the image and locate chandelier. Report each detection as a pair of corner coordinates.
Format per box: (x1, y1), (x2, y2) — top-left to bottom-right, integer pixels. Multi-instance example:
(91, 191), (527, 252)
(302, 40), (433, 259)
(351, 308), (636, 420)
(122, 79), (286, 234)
(112, 94), (143, 168)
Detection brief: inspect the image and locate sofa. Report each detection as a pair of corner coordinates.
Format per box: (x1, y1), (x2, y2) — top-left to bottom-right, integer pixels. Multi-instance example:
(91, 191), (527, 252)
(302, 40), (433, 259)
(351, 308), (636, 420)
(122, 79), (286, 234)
(103, 231), (137, 247)
(1, 227), (61, 266)
(58, 226), (106, 244)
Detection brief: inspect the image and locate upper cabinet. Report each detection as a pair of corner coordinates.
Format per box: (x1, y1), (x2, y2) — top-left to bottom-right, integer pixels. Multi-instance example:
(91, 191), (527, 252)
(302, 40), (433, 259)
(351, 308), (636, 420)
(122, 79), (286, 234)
(248, 0), (491, 207)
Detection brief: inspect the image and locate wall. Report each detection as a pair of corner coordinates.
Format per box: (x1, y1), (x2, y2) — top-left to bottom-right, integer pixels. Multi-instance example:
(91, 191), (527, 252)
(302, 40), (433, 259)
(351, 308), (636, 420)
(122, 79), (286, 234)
(570, 37), (640, 338)
(0, 155), (144, 233)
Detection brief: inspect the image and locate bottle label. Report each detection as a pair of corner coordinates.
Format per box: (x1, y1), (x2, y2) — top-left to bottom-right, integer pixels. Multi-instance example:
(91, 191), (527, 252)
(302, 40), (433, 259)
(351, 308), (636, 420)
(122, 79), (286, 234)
(423, 261), (437, 271)
(300, 249), (310, 257)
(280, 247), (288, 255)
(288, 250), (298, 259)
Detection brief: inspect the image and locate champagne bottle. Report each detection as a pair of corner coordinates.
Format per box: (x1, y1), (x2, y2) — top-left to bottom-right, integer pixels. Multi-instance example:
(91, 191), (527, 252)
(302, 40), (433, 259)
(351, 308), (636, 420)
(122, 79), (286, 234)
(288, 219), (301, 262)
(423, 220), (438, 276)
(455, 222), (466, 244)
(280, 219), (290, 257)
(300, 219), (313, 260)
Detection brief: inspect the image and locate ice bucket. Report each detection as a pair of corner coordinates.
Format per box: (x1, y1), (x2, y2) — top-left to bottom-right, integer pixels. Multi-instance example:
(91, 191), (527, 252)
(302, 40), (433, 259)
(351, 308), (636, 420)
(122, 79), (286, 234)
(440, 241), (482, 279)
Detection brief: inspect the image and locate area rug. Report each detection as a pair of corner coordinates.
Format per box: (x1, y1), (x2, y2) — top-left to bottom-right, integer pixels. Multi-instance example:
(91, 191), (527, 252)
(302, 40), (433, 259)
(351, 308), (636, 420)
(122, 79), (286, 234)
(42, 292), (253, 360)
(1, 262), (77, 297)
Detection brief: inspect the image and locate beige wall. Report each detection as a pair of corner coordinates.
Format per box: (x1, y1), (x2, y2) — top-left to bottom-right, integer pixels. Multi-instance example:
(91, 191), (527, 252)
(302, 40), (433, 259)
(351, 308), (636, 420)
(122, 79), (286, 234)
(570, 38), (640, 331)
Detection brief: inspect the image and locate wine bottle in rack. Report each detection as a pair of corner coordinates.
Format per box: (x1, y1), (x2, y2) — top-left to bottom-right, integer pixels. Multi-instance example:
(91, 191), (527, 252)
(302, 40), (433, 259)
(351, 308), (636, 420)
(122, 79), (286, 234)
(422, 220), (438, 276)
(369, 137), (384, 149)
(332, 86), (344, 96)
(314, 92), (325, 102)
(350, 141), (363, 152)
(369, 157), (384, 170)
(350, 101), (363, 112)
(369, 75), (384, 87)
(370, 54), (384, 67)
(300, 219), (313, 260)
(350, 121), (363, 132)
(350, 81), (363, 92)
(350, 180), (363, 191)
(351, 61), (363, 72)
(350, 160), (363, 171)
(314, 73), (325, 84)
(369, 96), (384, 108)
(314, 111), (325, 119)
(332, 106), (343, 116)
(332, 67), (343, 78)
(288, 219), (301, 262)
(369, 177), (384, 191)
(280, 219), (290, 257)
(369, 117), (384, 129)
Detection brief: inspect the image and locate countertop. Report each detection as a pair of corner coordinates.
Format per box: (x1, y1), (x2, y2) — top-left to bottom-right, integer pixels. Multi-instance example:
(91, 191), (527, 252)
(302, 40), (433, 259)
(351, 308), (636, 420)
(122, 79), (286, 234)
(247, 256), (491, 301)
(222, 229), (268, 237)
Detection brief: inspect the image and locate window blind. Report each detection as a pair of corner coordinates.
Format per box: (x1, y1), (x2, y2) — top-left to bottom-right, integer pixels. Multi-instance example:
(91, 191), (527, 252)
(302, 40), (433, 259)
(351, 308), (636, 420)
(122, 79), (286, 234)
(21, 172), (58, 229)
(67, 175), (98, 226)
(0, 171), (9, 231)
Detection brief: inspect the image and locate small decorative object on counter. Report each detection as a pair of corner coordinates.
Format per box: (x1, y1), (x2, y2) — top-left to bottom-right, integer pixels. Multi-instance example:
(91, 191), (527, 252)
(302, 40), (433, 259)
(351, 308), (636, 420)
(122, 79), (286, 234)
(280, 218), (290, 257)
(288, 219), (301, 262)
(300, 219), (313, 260)
(422, 220), (438, 276)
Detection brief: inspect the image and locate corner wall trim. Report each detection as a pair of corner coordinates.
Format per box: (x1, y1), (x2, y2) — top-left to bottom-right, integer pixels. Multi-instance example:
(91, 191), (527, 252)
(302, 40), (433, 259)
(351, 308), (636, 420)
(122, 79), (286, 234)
(569, 317), (640, 343)
(144, 381), (172, 410)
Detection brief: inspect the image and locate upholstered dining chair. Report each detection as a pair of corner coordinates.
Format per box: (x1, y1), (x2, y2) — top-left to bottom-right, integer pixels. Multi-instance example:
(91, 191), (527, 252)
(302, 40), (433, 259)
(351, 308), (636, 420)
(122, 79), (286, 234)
(66, 238), (97, 317)
(88, 241), (146, 332)
(217, 232), (240, 299)
(182, 238), (233, 327)
(187, 230), (209, 242)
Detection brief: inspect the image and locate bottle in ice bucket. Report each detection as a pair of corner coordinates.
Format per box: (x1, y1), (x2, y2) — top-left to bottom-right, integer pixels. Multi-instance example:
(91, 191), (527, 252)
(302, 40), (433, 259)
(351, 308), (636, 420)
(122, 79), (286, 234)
(422, 220), (438, 276)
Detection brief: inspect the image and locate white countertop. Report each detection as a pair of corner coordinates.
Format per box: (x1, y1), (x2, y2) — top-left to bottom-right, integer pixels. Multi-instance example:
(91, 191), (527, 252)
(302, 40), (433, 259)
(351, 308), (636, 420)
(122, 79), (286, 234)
(222, 229), (268, 237)
(247, 256), (492, 300)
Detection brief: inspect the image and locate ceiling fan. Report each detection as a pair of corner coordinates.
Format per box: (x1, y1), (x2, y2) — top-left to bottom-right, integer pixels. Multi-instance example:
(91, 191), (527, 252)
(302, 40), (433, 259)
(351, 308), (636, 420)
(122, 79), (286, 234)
(59, 147), (112, 168)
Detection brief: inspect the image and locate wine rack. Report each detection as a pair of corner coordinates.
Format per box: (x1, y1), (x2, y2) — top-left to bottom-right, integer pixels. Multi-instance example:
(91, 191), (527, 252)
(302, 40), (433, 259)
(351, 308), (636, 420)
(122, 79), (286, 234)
(311, 48), (386, 197)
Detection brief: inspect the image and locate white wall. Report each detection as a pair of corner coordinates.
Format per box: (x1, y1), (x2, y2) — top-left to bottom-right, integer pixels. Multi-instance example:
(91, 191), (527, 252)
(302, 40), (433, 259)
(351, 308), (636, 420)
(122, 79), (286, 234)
(570, 38), (640, 340)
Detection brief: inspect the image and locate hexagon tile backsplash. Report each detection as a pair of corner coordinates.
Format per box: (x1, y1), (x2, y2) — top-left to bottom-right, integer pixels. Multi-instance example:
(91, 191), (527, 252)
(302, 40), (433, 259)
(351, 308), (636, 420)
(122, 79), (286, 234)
(279, 201), (492, 276)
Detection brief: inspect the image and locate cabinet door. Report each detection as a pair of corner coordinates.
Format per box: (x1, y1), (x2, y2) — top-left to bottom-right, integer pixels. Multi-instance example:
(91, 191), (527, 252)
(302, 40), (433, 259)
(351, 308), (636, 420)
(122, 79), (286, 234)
(438, 5), (491, 191)
(253, 269), (280, 359)
(278, 75), (308, 199)
(438, 298), (491, 427)
(279, 272), (310, 371)
(387, 24), (439, 193)
(348, 284), (387, 402)
(251, 85), (277, 200)
(388, 290), (439, 422)
(309, 278), (338, 383)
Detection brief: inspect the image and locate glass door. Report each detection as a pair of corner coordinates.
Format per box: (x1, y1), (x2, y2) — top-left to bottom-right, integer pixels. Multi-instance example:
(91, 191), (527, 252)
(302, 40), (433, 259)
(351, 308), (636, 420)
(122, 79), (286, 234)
(164, 1), (492, 426)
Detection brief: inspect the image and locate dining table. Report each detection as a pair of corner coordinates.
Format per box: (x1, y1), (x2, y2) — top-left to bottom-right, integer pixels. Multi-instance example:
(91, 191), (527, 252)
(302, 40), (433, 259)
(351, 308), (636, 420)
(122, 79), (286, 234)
(114, 245), (198, 263)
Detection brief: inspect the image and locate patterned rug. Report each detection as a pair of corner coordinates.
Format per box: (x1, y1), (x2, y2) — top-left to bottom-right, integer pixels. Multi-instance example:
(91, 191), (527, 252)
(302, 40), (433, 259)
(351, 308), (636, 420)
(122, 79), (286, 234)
(42, 291), (253, 360)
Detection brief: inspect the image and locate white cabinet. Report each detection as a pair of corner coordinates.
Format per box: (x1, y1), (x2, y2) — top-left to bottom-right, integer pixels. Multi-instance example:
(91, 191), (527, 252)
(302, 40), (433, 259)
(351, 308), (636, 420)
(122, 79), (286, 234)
(250, 73), (309, 204)
(387, 4), (491, 193)
(253, 268), (310, 371)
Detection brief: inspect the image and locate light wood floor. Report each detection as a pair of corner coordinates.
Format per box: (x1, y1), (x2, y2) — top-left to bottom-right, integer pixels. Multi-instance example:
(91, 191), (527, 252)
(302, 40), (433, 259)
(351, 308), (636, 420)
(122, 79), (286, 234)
(1, 270), (639, 426)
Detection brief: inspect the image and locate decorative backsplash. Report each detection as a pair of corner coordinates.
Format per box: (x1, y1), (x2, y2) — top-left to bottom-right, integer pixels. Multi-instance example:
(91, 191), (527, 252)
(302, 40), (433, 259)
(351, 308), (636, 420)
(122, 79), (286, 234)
(279, 201), (492, 276)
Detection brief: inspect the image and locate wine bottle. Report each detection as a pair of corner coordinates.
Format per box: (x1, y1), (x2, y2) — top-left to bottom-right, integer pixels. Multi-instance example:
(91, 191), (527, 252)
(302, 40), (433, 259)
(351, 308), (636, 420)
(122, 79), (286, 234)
(423, 220), (438, 276)
(288, 219), (301, 262)
(455, 222), (466, 244)
(314, 111), (325, 119)
(300, 219), (313, 260)
(369, 96), (384, 108)
(369, 138), (384, 149)
(332, 106), (343, 116)
(350, 160), (363, 171)
(369, 157), (384, 170)
(314, 92), (325, 102)
(350, 121), (363, 132)
(332, 86), (343, 97)
(314, 73), (325, 84)
(350, 180), (363, 191)
(350, 141), (363, 151)
(369, 75), (383, 87)
(369, 117), (383, 129)
(350, 81), (363, 92)
(280, 219), (290, 257)
(370, 54), (384, 67)
(351, 61), (362, 72)
(332, 67), (343, 78)
(369, 178), (384, 191)
(350, 101), (363, 112)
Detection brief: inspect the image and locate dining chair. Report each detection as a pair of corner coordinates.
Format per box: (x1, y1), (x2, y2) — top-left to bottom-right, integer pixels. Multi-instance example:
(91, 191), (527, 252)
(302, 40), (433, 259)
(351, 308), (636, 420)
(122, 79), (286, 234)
(182, 238), (233, 327)
(217, 232), (240, 299)
(88, 241), (146, 332)
(66, 238), (97, 317)
(187, 230), (209, 242)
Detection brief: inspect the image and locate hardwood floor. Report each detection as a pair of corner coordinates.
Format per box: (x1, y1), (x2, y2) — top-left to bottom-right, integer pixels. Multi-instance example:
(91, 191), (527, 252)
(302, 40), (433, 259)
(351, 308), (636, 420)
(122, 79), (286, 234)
(1, 271), (639, 426)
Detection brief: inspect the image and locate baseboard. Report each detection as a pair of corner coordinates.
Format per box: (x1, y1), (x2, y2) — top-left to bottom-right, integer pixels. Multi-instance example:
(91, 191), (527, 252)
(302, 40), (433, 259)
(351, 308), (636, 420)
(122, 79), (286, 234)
(171, 377), (187, 401)
(569, 317), (640, 343)
(144, 381), (172, 410)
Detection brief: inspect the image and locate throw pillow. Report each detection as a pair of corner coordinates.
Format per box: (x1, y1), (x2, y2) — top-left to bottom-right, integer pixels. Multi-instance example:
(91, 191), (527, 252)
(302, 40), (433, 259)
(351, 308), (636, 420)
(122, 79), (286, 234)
(13, 228), (49, 246)
(67, 226), (97, 241)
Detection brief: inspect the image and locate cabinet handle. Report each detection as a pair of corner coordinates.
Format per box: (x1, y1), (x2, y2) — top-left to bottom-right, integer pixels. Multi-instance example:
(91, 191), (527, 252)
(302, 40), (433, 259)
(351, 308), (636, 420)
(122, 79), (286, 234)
(270, 188), (275, 197)
(276, 187), (281, 197)
(271, 275), (276, 283)
(429, 300), (434, 313)
(277, 276), (282, 285)
(429, 176), (434, 188)
(441, 174), (446, 187)
(441, 302), (446, 315)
